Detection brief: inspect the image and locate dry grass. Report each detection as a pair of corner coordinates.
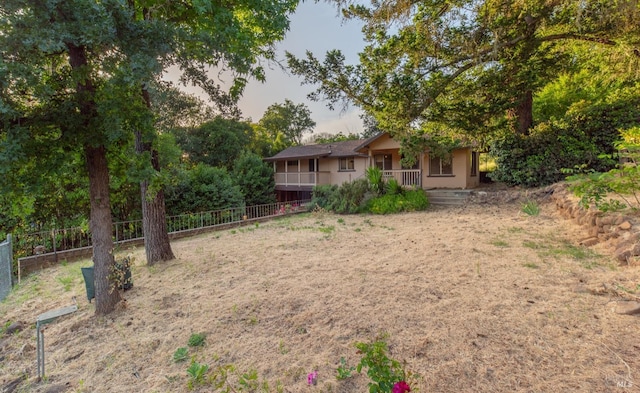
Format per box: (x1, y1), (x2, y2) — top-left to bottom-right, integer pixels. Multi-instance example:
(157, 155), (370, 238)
(1, 202), (640, 392)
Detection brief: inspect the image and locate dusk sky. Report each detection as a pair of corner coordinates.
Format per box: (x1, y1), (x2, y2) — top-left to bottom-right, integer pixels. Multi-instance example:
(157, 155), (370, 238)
(237, 1), (366, 136)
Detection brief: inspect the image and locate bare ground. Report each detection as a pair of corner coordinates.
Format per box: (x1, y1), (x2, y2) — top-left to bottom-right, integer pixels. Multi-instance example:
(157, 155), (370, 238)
(1, 200), (640, 393)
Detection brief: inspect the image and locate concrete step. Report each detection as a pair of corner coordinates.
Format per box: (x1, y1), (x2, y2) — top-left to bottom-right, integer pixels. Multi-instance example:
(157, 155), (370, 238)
(425, 190), (471, 206)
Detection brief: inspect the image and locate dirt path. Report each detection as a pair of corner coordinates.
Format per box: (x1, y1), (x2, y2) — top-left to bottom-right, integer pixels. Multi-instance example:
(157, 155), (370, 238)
(1, 201), (639, 392)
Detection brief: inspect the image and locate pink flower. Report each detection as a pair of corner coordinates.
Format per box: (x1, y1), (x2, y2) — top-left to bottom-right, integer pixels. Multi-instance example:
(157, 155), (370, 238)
(307, 370), (318, 385)
(393, 381), (411, 393)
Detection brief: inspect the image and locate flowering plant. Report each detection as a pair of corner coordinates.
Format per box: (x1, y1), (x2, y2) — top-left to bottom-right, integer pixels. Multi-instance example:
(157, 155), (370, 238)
(392, 381), (411, 393)
(307, 370), (318, 386)
(354, 336), (411, 393)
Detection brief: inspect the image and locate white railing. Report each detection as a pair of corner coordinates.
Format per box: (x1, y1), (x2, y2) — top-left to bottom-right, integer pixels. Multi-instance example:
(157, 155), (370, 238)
(274, 171), (331, 187)
(382, 169), (422, 187)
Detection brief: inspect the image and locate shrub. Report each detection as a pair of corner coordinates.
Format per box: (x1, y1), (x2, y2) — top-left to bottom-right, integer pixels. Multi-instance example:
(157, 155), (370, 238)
(310, 184), (339, 210)
(311, 180), (370, 214)
(366, 167), (385, 195)
(490, 122), (612, 187)
(232, 152), (276, 206)
(386, 178), (403, 196)
(165, 164), (244, 215)
(367, 189), (429, 214)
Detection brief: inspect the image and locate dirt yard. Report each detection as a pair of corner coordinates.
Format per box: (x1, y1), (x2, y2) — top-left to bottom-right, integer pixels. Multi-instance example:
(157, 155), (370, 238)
(1, 199), (639, 393)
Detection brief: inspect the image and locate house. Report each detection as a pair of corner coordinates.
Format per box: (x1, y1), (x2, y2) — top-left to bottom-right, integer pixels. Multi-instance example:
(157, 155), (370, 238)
(264, 132), (480, 201)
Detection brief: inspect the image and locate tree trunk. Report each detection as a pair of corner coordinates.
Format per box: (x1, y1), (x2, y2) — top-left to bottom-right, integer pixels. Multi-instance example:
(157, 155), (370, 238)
(68, 42), (120, 315)
(85, 145), (121, 314)
(507, 90), (534, 135)
(136, 88), (175, 265)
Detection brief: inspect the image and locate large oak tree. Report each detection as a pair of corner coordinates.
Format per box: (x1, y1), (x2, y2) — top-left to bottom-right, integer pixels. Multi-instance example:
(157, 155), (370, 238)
(288, 0), (640, 142)
(1, 0), (298, 314)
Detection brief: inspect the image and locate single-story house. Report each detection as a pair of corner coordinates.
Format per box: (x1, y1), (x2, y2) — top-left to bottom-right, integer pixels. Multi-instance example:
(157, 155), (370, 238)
(264, 132), (480, 201)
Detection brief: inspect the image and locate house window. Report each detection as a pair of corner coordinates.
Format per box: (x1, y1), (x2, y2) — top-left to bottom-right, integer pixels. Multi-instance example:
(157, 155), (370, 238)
(470, 152), (478, 177)
(429, 155), (453, 176)
(339, 157), (355, 171)
(374, 154), (392, 170)
(287, 160), (299, 172)
(308, 159), (316, 172)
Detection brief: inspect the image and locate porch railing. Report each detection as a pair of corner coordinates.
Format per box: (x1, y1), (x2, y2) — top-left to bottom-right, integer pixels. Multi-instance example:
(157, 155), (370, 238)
(383, 169), (422, 187)
(274, 171), (331, 187)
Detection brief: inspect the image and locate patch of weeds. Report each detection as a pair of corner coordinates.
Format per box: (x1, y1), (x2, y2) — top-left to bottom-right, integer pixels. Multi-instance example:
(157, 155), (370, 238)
(318, 225), (335, 234)
(336, 357), (355, 380)
(230, 230), (237, 235)
(337, 218), (345, 225)
(521, 200), (540, 216)
(354, 228), (362, 233)
(523, 262), (539, 269)
(0, 320), (12, 335)
(491, 239), (509, 248)
(522, 240), (543, 249)
(56, 275), (74, 292)
(363, 218), (374, 226)
(508, 226), (525, 233)
(295, 326), (308, 334)
(173, 347), (189, 363)
(543, 241), (602, 268)
(247, 315), (259, 326)
(278, 340), (289, 355)
(186, 360), (209, 389)
(188, 333), (206, 348)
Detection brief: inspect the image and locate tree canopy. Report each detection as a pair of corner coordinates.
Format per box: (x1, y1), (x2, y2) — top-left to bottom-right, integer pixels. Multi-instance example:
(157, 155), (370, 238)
(258, 99), (316, 146)
(287, 0), (640, 142)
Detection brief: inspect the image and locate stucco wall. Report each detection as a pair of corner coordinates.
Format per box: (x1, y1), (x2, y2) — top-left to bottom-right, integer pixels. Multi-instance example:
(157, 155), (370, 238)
(423, 149), (473, 189)
(322, 156), (367, 185)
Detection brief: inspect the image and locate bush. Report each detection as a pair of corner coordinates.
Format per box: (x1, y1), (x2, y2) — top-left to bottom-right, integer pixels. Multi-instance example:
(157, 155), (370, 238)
(311, 179), (370, 214)
(232, 152), (276, 206)
(367, 189), (429, 214)
(489, 122), (612, 187)
(165, 164), (244, 215)
(310, 184), (339, 210)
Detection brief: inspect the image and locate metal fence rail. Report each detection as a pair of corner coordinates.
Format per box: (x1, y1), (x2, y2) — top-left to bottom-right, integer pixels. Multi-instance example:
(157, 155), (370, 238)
(16, 200), (311, 259)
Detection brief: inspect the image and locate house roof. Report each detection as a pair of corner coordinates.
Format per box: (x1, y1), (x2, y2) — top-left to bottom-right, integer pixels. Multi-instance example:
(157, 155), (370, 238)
(353, 132), (386, 152)
(264, 139), (368, 161)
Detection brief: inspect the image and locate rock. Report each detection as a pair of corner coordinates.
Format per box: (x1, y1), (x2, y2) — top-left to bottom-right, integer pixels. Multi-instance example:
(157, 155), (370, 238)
(618, 221), (632, 230)
(616, 302), (640, 315)
(4, 321), (24, 335)
(44, 383), (71, 393)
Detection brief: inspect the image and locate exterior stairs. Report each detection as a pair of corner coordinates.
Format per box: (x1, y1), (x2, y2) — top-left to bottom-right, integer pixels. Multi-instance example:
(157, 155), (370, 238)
(425, 189), (472, 206)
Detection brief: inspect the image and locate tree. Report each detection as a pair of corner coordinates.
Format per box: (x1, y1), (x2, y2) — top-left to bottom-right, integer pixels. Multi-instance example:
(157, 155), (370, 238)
(121, 0), (298, 265)
(0, 1), (131, 314)
(258, 99), (316, 146)
(232, 153), (276, 207)
(173, 117), (254, 169)
(287, 1), (640, 141)
(307, 132), (360, 144)
(1, 0), (298, 314)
